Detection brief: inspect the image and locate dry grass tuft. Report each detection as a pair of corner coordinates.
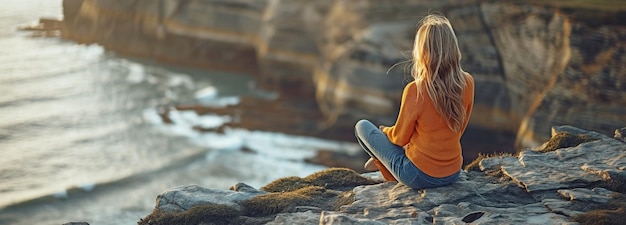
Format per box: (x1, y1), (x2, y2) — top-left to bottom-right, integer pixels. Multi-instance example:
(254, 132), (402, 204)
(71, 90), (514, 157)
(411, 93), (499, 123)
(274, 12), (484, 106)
(304, 167), (378, 190)
(537, 132), (598, 153)
(464, 152), (515, 172)
(240, 186), (320, 217)
(260, 176), (310, 193)
(138, 203), (241, 225)
(261, 168), (378, 192)
(245, 168), (378, 217)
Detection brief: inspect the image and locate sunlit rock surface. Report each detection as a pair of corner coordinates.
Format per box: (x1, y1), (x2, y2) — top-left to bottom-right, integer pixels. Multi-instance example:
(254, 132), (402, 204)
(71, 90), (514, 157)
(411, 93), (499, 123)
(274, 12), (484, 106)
(141, 126), (626, 224)
(61, 0), (626, 147)
(482, 125), (624, 192)
(155, 184), (264, 212)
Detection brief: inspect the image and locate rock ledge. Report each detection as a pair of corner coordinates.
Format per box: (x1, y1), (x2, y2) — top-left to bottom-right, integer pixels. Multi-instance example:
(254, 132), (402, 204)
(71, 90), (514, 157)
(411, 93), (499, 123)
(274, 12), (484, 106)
(140, 126), (626, 224)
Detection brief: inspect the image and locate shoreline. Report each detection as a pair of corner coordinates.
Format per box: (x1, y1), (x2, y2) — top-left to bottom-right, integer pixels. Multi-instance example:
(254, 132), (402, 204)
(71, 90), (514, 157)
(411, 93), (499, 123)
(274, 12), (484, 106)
(158, 94), (518, 172)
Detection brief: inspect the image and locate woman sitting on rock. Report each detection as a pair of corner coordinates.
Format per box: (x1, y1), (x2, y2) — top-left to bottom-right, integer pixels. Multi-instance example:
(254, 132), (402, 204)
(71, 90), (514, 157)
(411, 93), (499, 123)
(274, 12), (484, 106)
(355, 14), (474, 189)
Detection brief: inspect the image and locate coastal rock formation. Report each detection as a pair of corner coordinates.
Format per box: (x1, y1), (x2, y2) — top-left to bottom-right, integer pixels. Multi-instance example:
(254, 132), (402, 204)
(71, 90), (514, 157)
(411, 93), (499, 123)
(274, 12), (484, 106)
(139, 126), (626, 224)
(61, 0), (626, 147)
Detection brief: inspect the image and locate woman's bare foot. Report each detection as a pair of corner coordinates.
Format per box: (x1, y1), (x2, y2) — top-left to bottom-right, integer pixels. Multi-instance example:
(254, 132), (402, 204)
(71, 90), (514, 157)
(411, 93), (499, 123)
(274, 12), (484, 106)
(364, 158), (379, 171)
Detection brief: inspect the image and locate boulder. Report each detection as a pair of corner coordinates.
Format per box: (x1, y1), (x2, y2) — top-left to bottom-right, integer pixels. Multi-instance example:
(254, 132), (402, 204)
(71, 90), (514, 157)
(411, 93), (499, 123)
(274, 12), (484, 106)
(155, 184), (263, 212)
(615, 127), (626, 142)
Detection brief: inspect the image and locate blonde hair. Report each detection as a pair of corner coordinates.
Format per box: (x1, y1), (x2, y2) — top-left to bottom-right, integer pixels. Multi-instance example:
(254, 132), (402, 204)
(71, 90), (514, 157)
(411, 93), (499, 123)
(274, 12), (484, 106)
(412, 14), (467, 132)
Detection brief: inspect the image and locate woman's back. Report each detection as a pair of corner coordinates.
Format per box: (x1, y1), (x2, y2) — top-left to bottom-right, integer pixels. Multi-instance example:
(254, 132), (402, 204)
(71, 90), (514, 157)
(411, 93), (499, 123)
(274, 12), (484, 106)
(407, 73), (474, 178)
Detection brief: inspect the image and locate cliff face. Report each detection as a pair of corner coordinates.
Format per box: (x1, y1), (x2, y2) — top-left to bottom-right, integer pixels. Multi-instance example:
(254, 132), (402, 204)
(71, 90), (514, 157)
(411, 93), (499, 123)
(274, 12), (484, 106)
(62, 0), (264, 73)
(61, 0), (626, 148)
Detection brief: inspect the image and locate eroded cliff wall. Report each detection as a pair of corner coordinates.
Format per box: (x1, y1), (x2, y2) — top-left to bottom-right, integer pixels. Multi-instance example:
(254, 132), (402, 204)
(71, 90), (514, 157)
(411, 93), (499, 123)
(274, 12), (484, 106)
(61, 0), (626, 148)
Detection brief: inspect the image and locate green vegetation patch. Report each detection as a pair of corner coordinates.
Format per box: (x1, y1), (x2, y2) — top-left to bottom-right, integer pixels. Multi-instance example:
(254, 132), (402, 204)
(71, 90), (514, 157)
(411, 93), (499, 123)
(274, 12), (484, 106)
(138, 203), (242, 225)
(304, 167), (379, 190)
(537, 132), (599, 153)
(261, 168), (378, 192)
(241, 186), (324, 217)
(261, 176), (310, 193)
(334, 190), (357, 210)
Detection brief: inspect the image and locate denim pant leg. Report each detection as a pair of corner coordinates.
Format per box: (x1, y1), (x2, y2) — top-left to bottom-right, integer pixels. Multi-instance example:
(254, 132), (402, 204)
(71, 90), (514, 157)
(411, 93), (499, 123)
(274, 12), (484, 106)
(355, 119), (461, 189)
(354, 119), (417, 184)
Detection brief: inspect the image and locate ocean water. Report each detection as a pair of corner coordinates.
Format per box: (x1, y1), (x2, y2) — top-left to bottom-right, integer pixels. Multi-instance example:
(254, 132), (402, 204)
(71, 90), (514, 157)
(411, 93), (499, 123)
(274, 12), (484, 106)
(0, 1), (359, 224)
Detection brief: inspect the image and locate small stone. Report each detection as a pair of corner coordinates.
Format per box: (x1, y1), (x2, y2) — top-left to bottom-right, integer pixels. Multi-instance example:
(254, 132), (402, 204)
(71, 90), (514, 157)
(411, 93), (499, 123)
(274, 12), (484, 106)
(266, 211), (321, 225)
(615, 127), (626, 142)
(558, 188), (614, 203)
(229, 182), (267, 195)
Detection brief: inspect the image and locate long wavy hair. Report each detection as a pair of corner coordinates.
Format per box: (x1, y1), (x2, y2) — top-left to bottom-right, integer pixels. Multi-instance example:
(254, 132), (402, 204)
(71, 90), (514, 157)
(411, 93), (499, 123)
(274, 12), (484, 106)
(412, 14), (467, 132)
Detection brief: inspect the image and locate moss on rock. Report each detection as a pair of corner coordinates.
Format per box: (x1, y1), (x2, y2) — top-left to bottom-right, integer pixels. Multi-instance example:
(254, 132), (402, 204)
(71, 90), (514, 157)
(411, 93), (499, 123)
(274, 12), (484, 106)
(334, 190), (356, 210)
(304, 167), (378, 190)
(261, 168), (378, 192)
(260, 176), (310, 193)
(241, 187), (316, 217)
(138, 203), (242, 225)
(248, 168), (378, 216)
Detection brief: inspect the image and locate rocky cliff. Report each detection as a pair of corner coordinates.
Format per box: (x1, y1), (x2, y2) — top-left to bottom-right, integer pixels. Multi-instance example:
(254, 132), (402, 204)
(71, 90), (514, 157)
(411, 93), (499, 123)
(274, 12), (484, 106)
(138, 125), (626, 224)
(61, 0), (626, 148)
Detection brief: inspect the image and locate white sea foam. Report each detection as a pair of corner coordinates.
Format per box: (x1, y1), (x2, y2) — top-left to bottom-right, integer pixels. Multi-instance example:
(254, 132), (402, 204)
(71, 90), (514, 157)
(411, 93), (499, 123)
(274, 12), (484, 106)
(195, 132), (244, 150)
(146, 108), (236, 141)
(148, 105), (360, 163)
(164, 89), (179, 100)
(215, 96), (240, 106)
(195, 86), (218, 99)
(126, 63), (145, 83)
(80, 183), (96, 192)
(52, 190), (68, 199)
(169, 109), (231, 128)
(224, 151), (327, 188)
(167, 74), (194, 89)
(142, 108), (163, 125)
(168, 109), (196, 126)
(197, 114), (232, 129)
(198, 145), (328, 189)
(229, 129), (361, 155)
(196, 96), (241, 107)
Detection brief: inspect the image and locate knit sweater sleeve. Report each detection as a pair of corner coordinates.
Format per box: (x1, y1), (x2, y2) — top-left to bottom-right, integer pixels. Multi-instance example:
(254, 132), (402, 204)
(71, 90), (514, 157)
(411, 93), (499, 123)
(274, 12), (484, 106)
(462, 74), (475, 131)
(382, 82), (419, 146)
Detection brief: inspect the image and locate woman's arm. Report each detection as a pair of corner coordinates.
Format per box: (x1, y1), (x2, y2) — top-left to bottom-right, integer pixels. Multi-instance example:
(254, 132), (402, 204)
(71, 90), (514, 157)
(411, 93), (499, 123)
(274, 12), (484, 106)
(382, 82), (419, 146)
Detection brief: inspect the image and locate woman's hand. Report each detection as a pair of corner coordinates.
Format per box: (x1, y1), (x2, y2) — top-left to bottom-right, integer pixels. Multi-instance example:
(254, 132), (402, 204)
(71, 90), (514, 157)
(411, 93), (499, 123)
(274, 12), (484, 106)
(379, 125), (387, 131)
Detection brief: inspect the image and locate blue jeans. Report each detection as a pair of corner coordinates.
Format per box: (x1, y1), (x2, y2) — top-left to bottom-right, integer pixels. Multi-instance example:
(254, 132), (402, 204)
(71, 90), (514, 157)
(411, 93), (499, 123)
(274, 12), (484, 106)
(354, 119), (460, 189)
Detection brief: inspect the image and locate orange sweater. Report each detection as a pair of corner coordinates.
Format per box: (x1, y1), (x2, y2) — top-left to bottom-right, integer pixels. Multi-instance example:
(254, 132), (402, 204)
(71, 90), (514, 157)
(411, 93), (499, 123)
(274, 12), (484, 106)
(382, 74), (474, 178)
